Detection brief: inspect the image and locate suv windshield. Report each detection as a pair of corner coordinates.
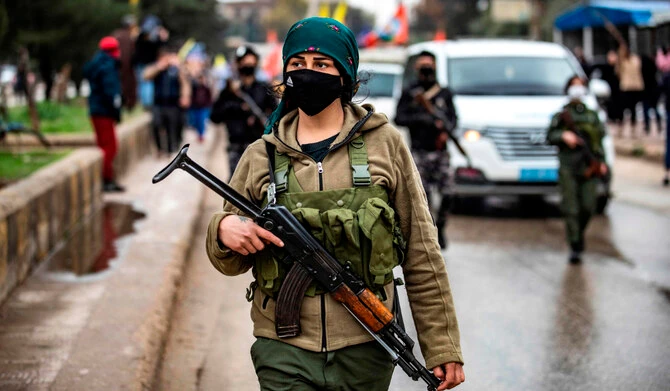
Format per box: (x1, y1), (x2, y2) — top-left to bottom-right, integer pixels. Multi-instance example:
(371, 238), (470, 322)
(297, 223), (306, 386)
(357, 72), (396, 98)
(448, 57), (576, 96)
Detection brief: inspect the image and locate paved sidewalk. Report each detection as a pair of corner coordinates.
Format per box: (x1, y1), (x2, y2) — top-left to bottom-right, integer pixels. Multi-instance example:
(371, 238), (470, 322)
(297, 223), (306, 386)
(0, 130), (217, 390)
(610, 120), (666, 163)
(156, 135), (259, 391)
(612, 154), (670, 216)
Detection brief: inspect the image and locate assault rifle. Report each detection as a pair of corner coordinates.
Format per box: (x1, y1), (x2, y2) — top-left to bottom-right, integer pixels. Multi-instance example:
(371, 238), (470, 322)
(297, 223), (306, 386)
(227, 79), (269, 124)
(153, 145), (442, 391)
(559, 109), (606, 179)
(413, 91), (472, 167)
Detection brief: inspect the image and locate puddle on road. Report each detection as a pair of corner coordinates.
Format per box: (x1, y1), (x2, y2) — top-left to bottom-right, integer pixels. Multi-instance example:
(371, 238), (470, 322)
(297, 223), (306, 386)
(44, 202), (146, 276)
(449, 195), (626, 261)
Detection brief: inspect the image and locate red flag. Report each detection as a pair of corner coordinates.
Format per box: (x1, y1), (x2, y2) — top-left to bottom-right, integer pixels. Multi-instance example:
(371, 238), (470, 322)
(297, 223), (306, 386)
(393, 3), (409, 45)
(266, 29), (278, 44)
(364, 31), (379, 48)
(263, 29), (282, 79)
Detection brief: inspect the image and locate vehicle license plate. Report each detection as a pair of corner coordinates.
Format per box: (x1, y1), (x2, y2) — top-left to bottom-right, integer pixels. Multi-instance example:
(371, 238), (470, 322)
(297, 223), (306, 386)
(519, 168), (558, 182)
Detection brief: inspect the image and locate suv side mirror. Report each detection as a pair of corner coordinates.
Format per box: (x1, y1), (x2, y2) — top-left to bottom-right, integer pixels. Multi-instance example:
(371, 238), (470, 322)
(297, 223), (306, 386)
(589, 78), (611, 99)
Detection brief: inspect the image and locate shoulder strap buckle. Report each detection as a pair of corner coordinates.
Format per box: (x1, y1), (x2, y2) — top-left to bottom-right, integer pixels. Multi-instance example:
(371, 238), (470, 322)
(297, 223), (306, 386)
(348, 135), (371, 186)
(352, 164), (371, 186)
(266, 182), (277, 205)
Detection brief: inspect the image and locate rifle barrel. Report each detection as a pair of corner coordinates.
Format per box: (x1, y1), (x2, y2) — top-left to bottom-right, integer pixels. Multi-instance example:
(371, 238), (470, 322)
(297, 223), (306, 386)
(152, 144), (262, 219)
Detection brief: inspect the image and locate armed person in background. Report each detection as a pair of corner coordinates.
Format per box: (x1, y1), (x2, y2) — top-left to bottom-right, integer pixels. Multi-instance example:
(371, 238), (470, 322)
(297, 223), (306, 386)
(209, 46), (276, 175)
(395, 51), (457, 249)
(143, 46), (191, 155)
(83, 37), (124, 192)
(547, 76), (608, 264)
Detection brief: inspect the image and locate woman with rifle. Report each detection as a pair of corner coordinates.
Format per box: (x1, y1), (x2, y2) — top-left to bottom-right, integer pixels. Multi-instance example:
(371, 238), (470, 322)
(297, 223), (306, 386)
(205, 17), (464, 391)
(547, 76), (609, 264)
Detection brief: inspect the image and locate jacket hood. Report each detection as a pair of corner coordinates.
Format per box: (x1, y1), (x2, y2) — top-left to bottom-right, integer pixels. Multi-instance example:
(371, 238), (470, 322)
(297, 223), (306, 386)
(262, 103), (389, 155)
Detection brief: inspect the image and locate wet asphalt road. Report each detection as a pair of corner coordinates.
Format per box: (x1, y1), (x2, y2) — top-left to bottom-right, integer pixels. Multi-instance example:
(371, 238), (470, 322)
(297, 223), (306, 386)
(159, 154), (670, 391)
(390, 197), (670, 391)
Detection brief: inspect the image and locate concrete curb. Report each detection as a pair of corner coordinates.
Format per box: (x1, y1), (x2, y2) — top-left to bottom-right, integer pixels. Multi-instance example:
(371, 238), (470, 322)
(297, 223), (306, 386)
(0, 148), (103, 305)
(48, 131), (222, 390)
(136, 133), (221, 391)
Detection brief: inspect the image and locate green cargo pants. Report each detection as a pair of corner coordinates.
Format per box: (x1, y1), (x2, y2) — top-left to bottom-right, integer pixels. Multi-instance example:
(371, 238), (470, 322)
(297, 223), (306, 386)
(250, 338), (395, 391)
(558, 168), (597, 252)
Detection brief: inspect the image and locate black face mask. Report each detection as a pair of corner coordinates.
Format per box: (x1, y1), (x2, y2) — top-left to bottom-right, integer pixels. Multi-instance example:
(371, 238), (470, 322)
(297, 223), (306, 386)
(239, 65), (256, 76)
(419, 66), (435, 77)
(418, 66), (436, 88)
(284, 69), (343, 116)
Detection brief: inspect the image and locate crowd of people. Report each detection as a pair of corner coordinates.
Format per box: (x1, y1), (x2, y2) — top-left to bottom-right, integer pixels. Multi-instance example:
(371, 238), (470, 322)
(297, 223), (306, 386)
(575, 44), (670, 186)
(575, 45), (668, 136)
(83, 14), (285, 192)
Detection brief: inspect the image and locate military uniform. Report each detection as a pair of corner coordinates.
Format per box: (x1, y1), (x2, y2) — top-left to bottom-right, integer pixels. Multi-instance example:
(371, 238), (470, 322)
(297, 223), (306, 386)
(547, 102), (606, 259)
(395, 82), (457, 248)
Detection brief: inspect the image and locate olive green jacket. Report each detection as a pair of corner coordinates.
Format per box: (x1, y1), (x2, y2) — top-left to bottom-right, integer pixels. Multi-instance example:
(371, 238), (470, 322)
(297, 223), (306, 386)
(205, 103), (464, 368)
(547, 102), (606, 172)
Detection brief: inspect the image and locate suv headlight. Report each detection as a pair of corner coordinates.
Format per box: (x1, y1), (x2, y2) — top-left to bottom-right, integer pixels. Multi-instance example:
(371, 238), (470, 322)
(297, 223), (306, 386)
(455, 127), (485, 141)
(463, 129), (482, 142)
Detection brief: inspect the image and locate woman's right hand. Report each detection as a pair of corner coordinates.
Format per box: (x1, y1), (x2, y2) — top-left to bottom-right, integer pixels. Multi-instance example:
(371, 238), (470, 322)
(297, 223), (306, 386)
(561, 131), (581, 149)
(218, 215), (284, 255)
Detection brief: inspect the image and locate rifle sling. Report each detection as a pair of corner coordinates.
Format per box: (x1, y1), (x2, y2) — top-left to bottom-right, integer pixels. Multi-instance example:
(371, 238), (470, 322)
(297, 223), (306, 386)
(265, 141), (316, 338)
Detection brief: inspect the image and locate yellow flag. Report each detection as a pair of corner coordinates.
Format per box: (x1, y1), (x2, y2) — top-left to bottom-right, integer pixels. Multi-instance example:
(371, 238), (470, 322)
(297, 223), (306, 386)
(318, 3), (330, 18)
(178, 38), (196, 60)
(333, 1), (348, 23)
(214, 54), (227, 68)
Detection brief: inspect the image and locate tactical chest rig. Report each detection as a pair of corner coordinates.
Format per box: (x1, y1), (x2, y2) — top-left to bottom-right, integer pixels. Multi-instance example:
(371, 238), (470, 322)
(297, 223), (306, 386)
(255, 128), (407, 339)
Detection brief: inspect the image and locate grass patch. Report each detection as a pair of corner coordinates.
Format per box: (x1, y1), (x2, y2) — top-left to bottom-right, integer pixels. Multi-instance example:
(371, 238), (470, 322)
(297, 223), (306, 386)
(0, 150), (71, 180)
(122, 105), (145, 121)
(7, 100), (92, 134)
(631, 145), (646, 157)
(6, 99), (144, 135)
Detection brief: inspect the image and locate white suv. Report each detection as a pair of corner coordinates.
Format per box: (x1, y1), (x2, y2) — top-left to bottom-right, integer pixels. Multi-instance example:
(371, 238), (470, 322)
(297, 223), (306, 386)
(403, 39), (615, 212)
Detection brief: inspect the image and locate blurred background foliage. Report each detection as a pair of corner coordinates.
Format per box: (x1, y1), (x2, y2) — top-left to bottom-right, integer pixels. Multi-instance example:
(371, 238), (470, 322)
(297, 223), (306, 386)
(0, 0), (225, 87)
(139, 0), (226, 52)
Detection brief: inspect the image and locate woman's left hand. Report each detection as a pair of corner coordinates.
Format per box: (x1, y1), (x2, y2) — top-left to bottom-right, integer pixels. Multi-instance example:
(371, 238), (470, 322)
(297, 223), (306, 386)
(600, 162), (608, 176)
(432, 362), (465, 390)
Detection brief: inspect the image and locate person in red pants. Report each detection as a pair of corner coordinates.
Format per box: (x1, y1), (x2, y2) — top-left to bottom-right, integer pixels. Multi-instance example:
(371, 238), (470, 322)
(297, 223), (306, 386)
(84, 36), (125, 192)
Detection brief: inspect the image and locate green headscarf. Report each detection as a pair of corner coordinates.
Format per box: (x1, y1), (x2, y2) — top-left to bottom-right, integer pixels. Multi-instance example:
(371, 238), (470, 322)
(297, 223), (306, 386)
(263, 17), (360, 134)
